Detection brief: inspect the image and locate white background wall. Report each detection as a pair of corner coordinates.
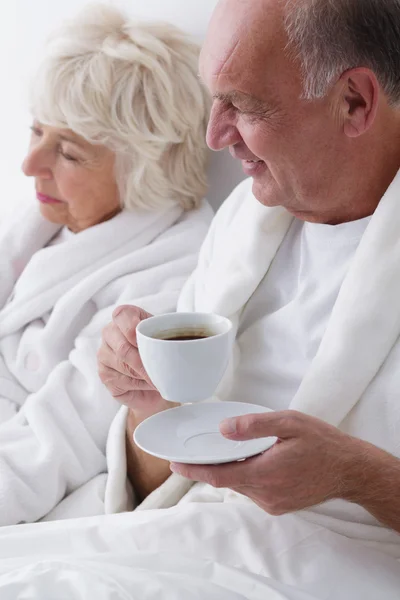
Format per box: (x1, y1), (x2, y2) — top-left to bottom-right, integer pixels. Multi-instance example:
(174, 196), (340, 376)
(0, 0), (244, 222)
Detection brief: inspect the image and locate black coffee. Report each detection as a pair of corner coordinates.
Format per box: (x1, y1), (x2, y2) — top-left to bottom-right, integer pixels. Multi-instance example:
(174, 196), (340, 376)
(154, 329), (215, 341)
(163, 334), (210, 341)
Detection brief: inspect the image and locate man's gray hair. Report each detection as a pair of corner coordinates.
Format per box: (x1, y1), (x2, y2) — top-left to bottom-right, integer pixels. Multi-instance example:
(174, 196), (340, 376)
(284, 0), (400, 106)
(32, 4), (210, 212)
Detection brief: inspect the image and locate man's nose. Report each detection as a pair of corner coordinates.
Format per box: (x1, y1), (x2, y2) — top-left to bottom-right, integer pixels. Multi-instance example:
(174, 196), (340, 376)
(21, 144), (53, 179)
(206, 101), (242, 151)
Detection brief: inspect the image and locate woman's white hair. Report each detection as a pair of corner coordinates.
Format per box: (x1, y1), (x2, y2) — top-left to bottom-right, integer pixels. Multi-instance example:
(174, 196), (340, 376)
(31, 4), (211, 212)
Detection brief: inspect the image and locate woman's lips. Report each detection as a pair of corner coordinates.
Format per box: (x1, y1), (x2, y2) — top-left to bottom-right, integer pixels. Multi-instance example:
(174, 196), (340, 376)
(36, 193), (63, 204)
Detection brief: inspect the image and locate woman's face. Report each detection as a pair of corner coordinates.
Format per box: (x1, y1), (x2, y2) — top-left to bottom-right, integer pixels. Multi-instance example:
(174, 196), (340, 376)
(22, 122), (121, 232)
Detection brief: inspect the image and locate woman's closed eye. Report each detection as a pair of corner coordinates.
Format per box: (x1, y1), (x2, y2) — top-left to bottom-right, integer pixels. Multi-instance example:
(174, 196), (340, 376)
(30, 125), (80, 162)
(30, 125), (43, 138)
(58, 147), (79, 163)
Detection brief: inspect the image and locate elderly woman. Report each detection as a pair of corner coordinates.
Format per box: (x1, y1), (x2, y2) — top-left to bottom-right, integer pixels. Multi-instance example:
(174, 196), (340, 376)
(0, 4), (212, 525)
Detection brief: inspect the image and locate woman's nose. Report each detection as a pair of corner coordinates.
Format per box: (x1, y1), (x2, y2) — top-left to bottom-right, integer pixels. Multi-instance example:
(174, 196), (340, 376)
(21, 145), (53, 179)
(206, 101), (242, 151)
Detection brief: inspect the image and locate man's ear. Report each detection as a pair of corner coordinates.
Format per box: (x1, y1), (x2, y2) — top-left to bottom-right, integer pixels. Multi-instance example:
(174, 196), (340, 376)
(338, 68), (380, 138)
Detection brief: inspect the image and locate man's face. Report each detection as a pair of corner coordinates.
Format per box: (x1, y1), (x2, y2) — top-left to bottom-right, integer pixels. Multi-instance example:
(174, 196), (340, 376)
(200, 0), (353, 223)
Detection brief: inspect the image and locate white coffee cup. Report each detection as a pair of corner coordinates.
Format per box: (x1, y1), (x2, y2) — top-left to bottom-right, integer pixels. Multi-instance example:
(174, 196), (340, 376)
(136, 312), (233, 404)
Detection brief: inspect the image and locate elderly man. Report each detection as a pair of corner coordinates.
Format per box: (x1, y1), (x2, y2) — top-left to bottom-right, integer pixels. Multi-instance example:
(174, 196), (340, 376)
(99, 0), (400, 536)
(1, 0), (400, 598)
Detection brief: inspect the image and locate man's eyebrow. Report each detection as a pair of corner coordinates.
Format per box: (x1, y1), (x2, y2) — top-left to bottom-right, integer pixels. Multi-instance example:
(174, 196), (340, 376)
(212, 91), (265, 110)
(196, 73), (268, 111)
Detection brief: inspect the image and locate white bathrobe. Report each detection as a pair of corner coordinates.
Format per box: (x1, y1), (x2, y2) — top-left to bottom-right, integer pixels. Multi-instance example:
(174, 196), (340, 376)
(103, 172), (400, 552)
(0, 200), (213, 526)
(1, 176), (400, 598)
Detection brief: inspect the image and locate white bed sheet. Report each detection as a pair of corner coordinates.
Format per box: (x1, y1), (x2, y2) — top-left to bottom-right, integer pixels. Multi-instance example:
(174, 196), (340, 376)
(0, 500), (399, 599)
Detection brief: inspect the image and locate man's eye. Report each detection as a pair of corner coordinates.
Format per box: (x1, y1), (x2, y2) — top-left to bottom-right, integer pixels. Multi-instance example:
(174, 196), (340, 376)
(233, 104), (256, 117)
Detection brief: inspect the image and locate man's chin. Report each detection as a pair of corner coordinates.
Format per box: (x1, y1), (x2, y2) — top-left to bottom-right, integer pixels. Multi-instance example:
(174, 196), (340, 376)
(251, 180), (323, 221)
(251, 178), (282, 208)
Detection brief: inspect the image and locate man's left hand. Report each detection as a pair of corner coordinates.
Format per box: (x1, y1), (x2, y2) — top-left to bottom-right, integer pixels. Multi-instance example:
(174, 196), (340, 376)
(170, 410), (369, 515)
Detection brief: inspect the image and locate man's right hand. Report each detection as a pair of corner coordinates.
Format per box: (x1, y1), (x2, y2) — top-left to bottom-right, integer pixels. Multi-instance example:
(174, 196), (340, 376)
(98, 305), (168, 417)
(98, 305), (178, 499)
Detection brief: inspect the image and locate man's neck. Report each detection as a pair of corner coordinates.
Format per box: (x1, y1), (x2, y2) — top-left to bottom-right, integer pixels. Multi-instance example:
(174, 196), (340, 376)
(320, 158), (400, 225)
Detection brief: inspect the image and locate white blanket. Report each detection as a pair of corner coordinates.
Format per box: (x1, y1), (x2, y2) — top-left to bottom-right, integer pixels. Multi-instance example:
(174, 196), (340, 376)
(0, 498), (399, 599)
(0, 200), (212, 526)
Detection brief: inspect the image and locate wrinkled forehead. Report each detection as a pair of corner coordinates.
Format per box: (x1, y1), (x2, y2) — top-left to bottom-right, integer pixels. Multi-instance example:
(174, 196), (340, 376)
(200, 0), (287, 96)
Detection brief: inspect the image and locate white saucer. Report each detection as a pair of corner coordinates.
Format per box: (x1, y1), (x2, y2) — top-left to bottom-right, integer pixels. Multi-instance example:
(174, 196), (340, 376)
(134, 402), (277, 465)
